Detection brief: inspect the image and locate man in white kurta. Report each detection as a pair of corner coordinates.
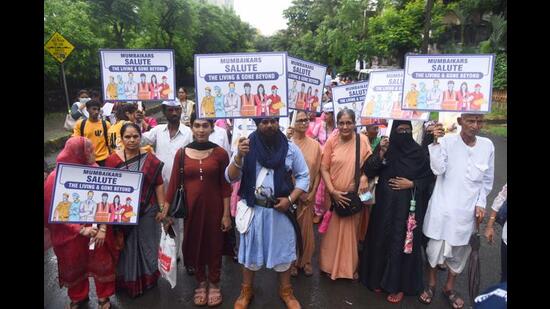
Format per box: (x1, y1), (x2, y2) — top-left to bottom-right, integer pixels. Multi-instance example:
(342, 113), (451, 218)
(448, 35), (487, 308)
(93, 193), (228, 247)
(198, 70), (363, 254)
(420, 113), (494, 307)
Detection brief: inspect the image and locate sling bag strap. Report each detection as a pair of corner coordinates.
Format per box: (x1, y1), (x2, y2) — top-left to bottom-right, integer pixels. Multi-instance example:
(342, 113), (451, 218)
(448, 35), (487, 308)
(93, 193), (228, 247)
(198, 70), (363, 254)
(143, 160), (164, 209)
(179, 147), (185, 189)
(353, 132), (360, 193)
(80, 118), (111, 154)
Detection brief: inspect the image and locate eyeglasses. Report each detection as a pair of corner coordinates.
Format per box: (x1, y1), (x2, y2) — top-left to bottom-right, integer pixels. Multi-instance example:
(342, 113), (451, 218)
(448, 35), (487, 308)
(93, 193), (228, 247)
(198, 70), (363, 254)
(260, 119), (278, 125)
(396, 128), (412, 134)
(296, 119), (309, 124)
(337, 121), (354, 127)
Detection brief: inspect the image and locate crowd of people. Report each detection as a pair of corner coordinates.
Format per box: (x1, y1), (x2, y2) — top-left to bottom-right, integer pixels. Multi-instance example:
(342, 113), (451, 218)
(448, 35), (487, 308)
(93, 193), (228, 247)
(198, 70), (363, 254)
(44, 84), (506, 309)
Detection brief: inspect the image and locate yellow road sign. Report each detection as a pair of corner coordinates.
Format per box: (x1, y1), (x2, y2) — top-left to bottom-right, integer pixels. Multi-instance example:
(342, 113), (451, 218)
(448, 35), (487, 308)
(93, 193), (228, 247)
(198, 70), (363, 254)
(44, 32), (75, 63)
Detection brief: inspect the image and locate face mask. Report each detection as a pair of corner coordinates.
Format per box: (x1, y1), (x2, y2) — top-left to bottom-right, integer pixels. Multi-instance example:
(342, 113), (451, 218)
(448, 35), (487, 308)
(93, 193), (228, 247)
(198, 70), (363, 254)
(230, 88), (235, 93)
(79, 98), (91, 104)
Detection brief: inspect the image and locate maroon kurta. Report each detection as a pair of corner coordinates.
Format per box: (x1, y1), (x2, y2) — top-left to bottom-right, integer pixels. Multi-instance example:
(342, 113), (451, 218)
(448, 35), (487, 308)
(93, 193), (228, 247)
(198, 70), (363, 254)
(166, 146), (231, 283)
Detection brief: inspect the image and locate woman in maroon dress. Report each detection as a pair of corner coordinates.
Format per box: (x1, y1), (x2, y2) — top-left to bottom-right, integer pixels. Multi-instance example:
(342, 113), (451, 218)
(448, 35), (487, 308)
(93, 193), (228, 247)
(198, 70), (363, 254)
(166, 113), (232, 307)
(44, 136), (119, 309)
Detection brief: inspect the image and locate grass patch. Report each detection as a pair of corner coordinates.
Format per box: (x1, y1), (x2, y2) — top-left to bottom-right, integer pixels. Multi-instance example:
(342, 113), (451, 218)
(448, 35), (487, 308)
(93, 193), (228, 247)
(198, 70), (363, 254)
(481, 124), (507, 137)
(485, 102), (507, 121)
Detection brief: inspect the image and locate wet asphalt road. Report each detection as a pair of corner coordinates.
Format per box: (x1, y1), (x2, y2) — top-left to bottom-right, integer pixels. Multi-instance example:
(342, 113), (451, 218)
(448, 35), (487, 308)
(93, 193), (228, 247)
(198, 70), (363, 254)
(44, 129), (506, 309)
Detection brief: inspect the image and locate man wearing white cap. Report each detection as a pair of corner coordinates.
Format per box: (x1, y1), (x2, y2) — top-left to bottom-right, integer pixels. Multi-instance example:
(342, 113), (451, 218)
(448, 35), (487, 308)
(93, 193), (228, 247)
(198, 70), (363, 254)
(141, 100), (193, 265)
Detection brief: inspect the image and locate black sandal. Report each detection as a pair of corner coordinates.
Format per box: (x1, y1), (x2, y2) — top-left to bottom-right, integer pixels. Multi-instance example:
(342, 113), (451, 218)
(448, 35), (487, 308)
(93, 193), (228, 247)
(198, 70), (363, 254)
(442, 289), (464, 309)
(418, 285), (435, 304)
(98, 298), (111, 309)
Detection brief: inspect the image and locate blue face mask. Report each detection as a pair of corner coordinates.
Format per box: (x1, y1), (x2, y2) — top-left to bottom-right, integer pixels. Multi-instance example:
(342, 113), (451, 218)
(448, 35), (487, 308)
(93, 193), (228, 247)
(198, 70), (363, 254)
(230, 88), (235, 93)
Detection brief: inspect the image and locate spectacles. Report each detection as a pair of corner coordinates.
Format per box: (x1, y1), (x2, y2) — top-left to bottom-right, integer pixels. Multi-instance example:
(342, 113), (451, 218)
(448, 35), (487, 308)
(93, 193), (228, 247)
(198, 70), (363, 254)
(260, 119), (278, 125)
(296, 119), (309, 124)
(396, 128), (412, 134)
(337, 121), (354, 127)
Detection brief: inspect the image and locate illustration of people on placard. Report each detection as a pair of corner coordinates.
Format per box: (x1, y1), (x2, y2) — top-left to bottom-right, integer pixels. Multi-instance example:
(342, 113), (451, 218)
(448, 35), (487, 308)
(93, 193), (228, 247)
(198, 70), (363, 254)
(442, 80), (459, 110)
(303, 86), (314, 111)
(159, 76), (171, 99)
(125, 72), (138, 100)
(427, 79), (442, 109)
(373, 94), (384, 116)
(121, 197), (135, 223)
(95, 193), (111, 222)
(149, 74), (160, 100)
(138, 73), (150, 100)
(254, 84), (268, 116)
(117, 75), (126, 100)
(240, 82), (256, 116)
(224, 82), (240, 117)
(213, 86), (225, 117)
(364, 95), (376, 116)
(383, 92), (394, 117)
(80, 191), (97, 222)
(201, 86), (216, 117)
(106, 76), (118, 100)
(457, 82), (472, 111)
(311, 89), (320, 112)
(470, 83), (484, 111)
(288, 80), (298, 108)
(110, 195), (122, 223)
(267, 85), (283, 116)
(296, 83), (307, 110)
(417, 82), (428, 109)
(53, 193), (71, 222)
(68, 193), (81, 221)
(405, 83), (419, 108)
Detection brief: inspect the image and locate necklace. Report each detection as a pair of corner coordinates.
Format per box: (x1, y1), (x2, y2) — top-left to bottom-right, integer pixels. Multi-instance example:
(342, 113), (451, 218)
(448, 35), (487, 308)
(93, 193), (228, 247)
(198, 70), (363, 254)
(123, 149), (141, 170)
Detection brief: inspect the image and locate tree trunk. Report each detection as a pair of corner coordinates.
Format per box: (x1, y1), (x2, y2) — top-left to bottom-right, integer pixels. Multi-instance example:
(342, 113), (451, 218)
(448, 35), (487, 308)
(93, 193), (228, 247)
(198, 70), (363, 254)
(113, 22), (124, 48)
(421, 0), (435, 54)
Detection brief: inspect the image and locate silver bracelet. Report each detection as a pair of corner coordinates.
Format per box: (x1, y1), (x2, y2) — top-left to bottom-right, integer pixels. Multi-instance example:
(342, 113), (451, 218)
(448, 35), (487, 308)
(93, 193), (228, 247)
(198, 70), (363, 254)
(287, 195), (293, 204)
(233, 158), (243, 169)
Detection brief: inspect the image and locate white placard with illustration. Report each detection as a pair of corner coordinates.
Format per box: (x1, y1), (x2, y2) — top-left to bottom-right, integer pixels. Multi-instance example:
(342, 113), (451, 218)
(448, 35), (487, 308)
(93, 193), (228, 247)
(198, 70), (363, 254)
(331, 81), (369, 124)
(48, 163), (144, 225)
(230, 117), (291, 153)
(401, 54), (495, 113)
(287, 56), (327, 113)
(361, 70), (429, 122)
(195, 52), (289, 119)
(100, 49), (176, 102)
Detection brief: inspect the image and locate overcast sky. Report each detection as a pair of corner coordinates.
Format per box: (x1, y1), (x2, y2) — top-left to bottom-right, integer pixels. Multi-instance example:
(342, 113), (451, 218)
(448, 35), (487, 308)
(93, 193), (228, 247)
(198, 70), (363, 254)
(234, 0), (293, 36)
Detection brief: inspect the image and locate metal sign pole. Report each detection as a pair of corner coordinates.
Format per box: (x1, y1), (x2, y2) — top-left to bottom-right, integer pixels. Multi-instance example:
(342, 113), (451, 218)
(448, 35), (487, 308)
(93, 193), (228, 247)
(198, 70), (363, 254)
(61, 62), (70, 112)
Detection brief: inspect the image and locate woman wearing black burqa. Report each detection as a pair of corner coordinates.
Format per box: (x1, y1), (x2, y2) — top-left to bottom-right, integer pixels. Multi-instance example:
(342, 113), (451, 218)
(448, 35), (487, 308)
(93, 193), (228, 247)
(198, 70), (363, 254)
(359, 120), (434, 304)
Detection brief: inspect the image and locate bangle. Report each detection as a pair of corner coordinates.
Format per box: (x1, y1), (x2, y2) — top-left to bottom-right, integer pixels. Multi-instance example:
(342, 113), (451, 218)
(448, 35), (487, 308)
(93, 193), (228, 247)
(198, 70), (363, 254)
(79, 226), (85, 235)
(288, 195), (293, 204)
(99, 228), (107, 232)
(233, 159), (243, 169)
(490, 216), (496, 220)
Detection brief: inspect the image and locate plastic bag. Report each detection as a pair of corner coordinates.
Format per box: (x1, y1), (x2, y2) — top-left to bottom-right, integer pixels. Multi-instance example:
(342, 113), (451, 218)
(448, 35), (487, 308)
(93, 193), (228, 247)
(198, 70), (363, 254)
(158, 226), (177, 288)
(64, 114), (76, 131)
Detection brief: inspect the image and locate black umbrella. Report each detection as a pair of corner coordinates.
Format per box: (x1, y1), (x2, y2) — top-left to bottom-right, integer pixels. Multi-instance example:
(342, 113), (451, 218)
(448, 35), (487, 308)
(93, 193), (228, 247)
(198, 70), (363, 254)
(467, 221), (481, 304)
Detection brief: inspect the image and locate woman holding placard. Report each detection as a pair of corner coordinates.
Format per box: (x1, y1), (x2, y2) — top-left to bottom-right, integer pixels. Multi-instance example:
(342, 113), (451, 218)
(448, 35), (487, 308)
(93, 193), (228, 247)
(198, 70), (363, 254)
(104, 123), (167, 298)
(44, 136), (119, 309)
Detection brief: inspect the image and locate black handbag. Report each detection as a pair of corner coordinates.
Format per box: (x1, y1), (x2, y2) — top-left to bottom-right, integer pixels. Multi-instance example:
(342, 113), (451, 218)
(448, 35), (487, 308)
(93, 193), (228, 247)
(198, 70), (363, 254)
(331, 132), (363, 217)
(169, 147), (188, 219)
(495, 199), (507, 226)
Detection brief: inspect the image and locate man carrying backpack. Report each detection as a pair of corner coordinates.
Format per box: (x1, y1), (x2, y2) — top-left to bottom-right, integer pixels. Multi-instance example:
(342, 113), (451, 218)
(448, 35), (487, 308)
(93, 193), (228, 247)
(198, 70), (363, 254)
(73, 99), (111, 166)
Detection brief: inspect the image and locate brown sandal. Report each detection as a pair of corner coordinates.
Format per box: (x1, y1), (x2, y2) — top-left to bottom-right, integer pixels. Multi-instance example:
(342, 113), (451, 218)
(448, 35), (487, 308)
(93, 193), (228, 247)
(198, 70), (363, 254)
(443, 289), (465, 309)
(303, 263), (313, 277)
(98, 298), (111, 309)
(194, 283), (208, 306)
(419, 285), (435, 304)
(207, 286), (222, 307)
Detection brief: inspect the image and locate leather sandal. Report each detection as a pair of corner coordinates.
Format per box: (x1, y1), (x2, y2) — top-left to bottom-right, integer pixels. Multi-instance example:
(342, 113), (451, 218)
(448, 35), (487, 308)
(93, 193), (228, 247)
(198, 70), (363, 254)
(194, 282), (208, 306)
(98, 298), (111, 309)
(443, 289), (465, 309)
(303, 263), (313, 277)
(234, 284), (254, 309)
(419, 285), (436, 305)
(207, 286), (222, 307)
(279, 285), (301, 309)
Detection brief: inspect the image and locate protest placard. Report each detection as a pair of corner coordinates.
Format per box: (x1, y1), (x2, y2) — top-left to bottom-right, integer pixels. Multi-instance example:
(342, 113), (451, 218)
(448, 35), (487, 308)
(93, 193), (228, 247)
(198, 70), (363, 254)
(287, 56), (327, 113)
(402, 54), (495, 113)
(48, 163), (144, 225)
(360, 70), (429, 122)
(331, 81), (369, 124)
(99, 49), (176, 102)
(195, 52), (288, 119)
(230, 117), (291, 153)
